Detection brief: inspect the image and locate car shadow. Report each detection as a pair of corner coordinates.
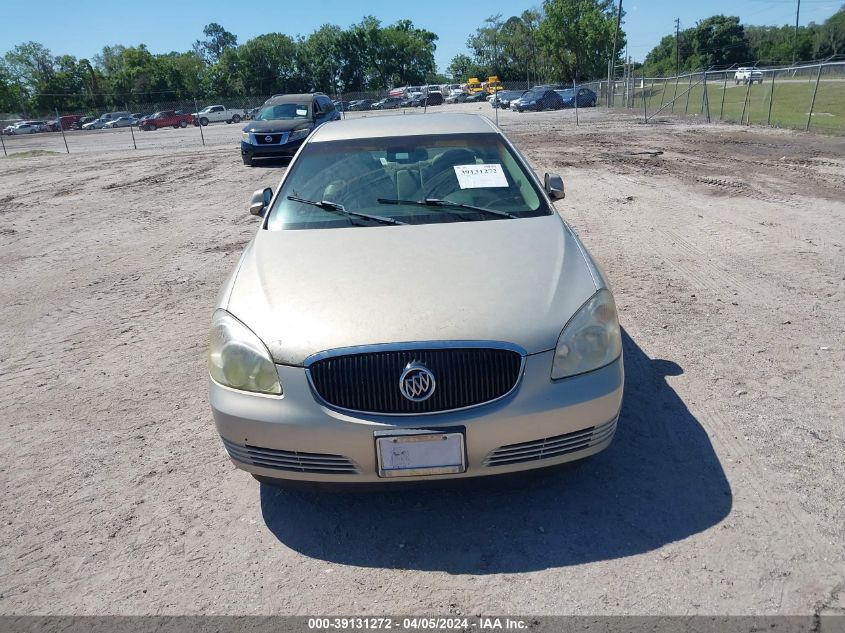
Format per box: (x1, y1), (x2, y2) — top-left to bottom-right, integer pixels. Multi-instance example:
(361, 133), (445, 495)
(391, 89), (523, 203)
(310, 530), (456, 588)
(259, 329), (732, 573)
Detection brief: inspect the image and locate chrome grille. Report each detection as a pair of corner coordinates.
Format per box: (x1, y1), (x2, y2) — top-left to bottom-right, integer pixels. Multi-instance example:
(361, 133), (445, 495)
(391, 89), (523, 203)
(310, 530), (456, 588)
(484, 418), (617, 467)
(307, 346), (523, 415)
(222, 438), (359, 474)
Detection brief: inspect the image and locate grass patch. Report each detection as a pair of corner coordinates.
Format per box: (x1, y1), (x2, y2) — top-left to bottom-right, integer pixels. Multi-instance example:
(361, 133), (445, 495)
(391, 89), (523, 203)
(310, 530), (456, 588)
(636, 78), (845, 134)
(2, 149), (62, 159)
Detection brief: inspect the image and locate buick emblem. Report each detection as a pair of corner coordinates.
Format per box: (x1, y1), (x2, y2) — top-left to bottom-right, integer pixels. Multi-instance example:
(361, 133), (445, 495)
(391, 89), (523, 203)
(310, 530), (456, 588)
(399, 361), (436, 402)
(264, 135), (273, 142)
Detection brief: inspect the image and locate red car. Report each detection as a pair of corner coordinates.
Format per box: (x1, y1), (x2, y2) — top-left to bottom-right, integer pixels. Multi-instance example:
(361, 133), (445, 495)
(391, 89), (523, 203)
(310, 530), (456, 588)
(139, 111), (193, 130)
(46, 115), (84, 131)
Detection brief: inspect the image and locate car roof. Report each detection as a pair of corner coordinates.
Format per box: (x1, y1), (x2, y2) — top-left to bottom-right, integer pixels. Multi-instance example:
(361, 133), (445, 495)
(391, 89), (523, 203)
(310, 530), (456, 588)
(265, 93), (320, 105)
(310, 112), (498, 142)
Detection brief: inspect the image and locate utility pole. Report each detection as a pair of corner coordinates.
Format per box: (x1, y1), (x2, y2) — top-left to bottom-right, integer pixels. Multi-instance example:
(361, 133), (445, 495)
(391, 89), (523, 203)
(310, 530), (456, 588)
(608, 0), (623, 107)
(675, 18), (681, 76)
(792, 0), (801, 66)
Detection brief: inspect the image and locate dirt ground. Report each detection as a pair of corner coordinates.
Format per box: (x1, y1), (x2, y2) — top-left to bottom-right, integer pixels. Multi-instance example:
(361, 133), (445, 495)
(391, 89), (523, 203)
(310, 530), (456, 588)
(1, 104), (843, 616)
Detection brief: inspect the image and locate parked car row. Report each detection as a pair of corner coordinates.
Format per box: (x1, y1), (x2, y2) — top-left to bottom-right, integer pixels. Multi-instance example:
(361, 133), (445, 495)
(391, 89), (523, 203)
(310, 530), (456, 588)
(1, 87), (598, 139)
(2, 106), (254, 136)
(330, 84), (597, 115)
(506, 86), (598, 112)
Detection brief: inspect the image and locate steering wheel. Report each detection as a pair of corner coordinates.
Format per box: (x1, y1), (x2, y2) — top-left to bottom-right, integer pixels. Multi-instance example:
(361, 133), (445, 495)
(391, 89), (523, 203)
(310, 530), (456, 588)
(421, 167), (461, 200)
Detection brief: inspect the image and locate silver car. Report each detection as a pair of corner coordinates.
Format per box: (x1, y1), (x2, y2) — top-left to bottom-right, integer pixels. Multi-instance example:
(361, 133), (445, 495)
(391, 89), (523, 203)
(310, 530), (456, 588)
(208, 113), (623, 484)
(104, 116), (138, 128)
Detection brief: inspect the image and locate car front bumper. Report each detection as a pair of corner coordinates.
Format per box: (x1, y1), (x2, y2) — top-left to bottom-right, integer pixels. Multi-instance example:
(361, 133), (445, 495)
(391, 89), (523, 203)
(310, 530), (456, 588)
(241, 139), (304, 159)
(210, 351), (623, 484)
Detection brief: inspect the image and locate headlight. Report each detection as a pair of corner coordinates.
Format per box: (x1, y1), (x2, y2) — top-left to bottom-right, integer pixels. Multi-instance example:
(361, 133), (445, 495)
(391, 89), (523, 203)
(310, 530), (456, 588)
(288, 128), (309, 142)
(552, 289), (621, 380)
(241, 132), (250, 142)
(208, 310), (281, 395)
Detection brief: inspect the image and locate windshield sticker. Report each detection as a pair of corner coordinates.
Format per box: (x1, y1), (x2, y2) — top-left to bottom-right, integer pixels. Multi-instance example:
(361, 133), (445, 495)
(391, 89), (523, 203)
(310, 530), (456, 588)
(454, 163), (508, 189)
(296, 108), (308, 116)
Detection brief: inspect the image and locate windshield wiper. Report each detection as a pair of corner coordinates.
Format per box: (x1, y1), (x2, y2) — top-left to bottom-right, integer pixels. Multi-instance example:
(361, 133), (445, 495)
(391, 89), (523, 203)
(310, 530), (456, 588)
(287, 196), (407, 225)
(377, 198), (517, 219)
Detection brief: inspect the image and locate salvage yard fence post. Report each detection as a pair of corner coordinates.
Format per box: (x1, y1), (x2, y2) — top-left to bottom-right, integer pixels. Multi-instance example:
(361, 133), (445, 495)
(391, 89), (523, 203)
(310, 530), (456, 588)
(740, 76), (753, 125)
(766, 70), (776, 126)
(719, 71), (728, 121)
(671, 74), (680, 113)
(125, 103), (137, 150)
(0, 130), (6, 157)
(194, 98), (205, 146)
(642, 69), (647, 123)
(806, 64), (823, 131)
(55, 108), (69, 154)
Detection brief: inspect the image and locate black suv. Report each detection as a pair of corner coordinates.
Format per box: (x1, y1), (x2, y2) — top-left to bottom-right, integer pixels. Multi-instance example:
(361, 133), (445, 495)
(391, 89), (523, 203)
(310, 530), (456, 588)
(240, 93), (341, 166)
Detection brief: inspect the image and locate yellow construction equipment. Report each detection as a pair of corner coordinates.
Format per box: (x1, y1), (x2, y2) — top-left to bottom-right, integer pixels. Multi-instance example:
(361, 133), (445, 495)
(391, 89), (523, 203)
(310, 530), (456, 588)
(466, 77), (483, 93)
(483, 76), (502, 94)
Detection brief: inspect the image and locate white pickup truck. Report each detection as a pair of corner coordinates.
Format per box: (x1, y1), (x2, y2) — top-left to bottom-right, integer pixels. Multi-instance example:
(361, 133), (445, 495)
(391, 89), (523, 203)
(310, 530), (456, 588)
(734, 67), (763, 85)
(191, 105), (246, 126)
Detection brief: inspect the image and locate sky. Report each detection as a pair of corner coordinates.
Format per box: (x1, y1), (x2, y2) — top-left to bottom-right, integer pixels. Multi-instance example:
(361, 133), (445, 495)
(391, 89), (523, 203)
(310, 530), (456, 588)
(0, 0), (841, 72)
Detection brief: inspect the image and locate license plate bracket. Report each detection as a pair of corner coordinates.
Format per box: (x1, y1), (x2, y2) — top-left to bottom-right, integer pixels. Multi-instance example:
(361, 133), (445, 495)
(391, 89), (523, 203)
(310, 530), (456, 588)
(375, 431), (466, 478)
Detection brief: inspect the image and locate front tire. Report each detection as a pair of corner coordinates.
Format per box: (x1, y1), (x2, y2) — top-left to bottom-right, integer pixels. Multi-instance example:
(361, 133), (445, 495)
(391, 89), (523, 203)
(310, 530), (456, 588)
(179, 120), (187, 128)
(200, 117), (209, 126)
(242, 154), (254, 167)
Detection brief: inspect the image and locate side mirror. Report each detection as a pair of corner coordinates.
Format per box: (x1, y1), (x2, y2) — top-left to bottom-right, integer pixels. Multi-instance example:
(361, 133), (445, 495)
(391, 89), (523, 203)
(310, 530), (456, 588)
(249, 187), (273, 216)
(544, 173), (565, 200)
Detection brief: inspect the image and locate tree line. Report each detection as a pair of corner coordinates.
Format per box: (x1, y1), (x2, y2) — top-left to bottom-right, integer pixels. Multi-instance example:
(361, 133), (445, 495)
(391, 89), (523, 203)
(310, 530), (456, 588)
(0, 18), (438, 115)
(3, 2), (842, 116)
(448, 0), (625, 85)
(642, 6), (845, 76)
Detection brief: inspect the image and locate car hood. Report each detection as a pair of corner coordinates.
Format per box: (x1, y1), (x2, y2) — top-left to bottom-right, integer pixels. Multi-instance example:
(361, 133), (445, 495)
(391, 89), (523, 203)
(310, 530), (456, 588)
(243, 120), (312, 133)
(224, 215), (599, 366)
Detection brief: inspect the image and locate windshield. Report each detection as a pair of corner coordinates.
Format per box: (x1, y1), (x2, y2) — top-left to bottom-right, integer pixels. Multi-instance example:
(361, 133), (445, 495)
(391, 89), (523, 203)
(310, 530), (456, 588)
(266, 133), (551, 231)
(257, 103), (310, 120)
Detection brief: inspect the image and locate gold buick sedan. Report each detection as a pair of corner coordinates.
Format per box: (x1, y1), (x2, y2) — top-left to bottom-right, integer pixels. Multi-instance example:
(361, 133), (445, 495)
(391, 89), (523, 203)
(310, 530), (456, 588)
(208, 113), (623, 484)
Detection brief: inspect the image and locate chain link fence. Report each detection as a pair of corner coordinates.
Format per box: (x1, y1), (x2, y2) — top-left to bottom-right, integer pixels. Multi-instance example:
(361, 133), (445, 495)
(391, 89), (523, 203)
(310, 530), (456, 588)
(2, 62), (843, 157)
(609, 61), (845, 134)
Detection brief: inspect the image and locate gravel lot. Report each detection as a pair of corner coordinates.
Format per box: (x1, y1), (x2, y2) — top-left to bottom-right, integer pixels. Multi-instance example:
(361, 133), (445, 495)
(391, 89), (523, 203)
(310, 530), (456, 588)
(1, 104), (843, 616)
